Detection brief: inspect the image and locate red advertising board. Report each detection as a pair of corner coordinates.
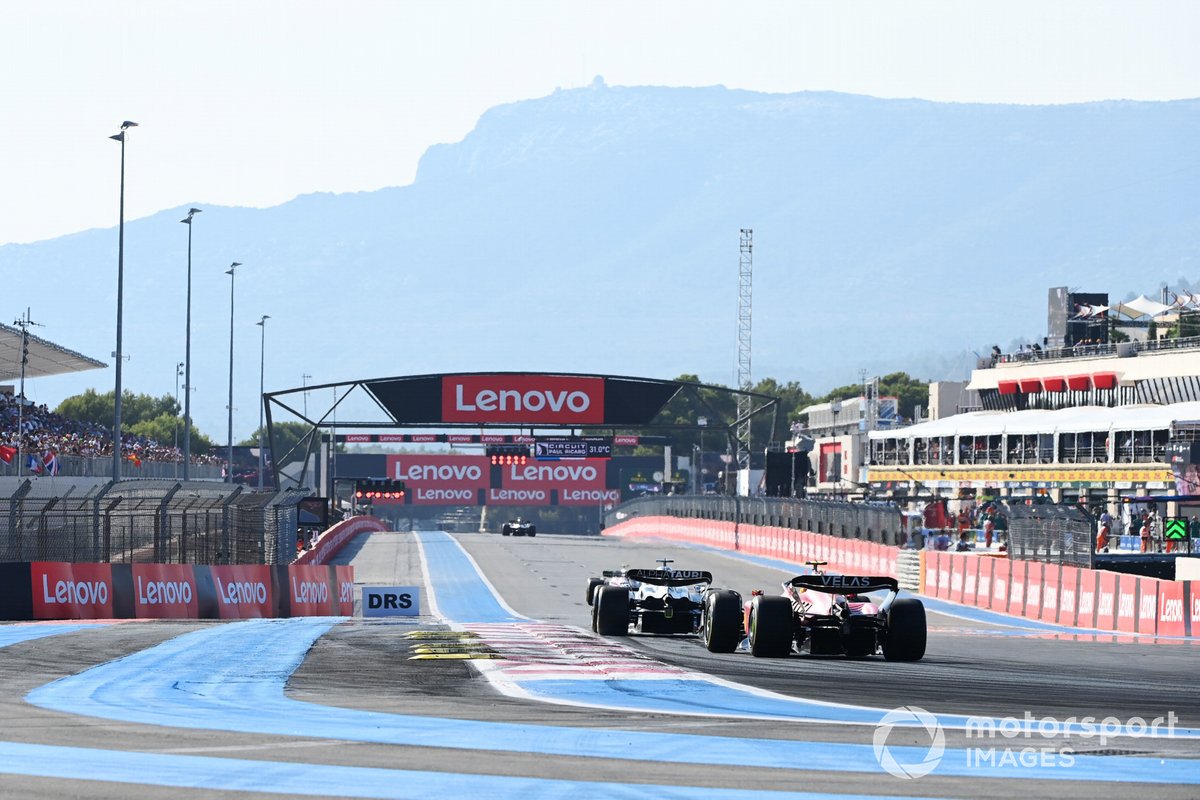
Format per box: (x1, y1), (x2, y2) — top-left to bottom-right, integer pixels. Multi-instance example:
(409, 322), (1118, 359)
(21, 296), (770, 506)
(132, 564), (199, 619)
(1076, 568), (1098, 629)
(1095, 570), (1117, 630)
(1136, 578), (1158, 636)
(1007, 559), (1027, 616)
(991, 558), (1010, 611)
(948, 554), (964, 602)
(1155, 580), (1185, 637)
(388, 454), (487, 505)
(1024, 562), (1044, 621)
(500, 458), (618, 506)
(32, 562), (114, 620)
(287, 564), (335, 616)
(332, 565), (355, 615)
(1116, 574), (1139, 633)
(1057, 566), (1079, 627)
(975, 557), (994, 608)
(441, 374), (605, 424)
(959, 556), (978, 605)
(1040, 564), (1059, 622)
(210, 565), (274, 619)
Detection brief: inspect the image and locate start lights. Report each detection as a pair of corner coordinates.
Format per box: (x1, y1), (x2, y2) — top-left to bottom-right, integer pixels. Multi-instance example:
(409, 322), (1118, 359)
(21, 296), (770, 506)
(354, 478), (407, 501)
(487, 444), (530, 466)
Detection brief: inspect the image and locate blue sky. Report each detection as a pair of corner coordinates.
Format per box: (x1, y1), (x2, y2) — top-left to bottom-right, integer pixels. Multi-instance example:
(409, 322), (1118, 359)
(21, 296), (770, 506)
(3, 0), (1199, 247)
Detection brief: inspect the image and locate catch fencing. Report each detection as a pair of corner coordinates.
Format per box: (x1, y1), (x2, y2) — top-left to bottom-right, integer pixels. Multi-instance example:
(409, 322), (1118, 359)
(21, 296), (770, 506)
(0, 453), (223, 480)
(1, 478), (309, 565)
(1005, 502), (1096, 568)
(605, 495), (904, 546)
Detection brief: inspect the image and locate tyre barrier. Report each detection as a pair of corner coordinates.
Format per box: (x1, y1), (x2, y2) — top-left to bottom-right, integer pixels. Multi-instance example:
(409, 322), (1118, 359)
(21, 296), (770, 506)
(604, 516), (1196, 638)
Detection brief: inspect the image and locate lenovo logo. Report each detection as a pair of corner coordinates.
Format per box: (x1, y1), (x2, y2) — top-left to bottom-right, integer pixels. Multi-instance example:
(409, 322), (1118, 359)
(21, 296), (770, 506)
(442, 375), (604, 423)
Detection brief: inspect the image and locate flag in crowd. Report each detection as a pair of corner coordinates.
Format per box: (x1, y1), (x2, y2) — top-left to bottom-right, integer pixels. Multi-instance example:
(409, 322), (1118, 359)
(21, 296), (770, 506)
(42, 450), (60, 476)
(127, 453), (142, 468)
(0, 445), (15, 464)
(26, 454), (42, 474)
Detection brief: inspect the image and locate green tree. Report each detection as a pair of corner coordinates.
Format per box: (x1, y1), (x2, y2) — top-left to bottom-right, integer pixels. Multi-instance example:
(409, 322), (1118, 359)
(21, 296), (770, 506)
(127, 413), (214, 454)
(812, 372), (929, 422)
(55, 389), (178, 428)
(240, 421), (318, 463)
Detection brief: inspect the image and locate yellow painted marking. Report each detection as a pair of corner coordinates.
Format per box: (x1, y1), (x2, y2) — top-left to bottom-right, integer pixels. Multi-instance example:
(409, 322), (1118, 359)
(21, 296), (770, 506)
(404, 631), (480, 639)
(410, 646), (496, 655)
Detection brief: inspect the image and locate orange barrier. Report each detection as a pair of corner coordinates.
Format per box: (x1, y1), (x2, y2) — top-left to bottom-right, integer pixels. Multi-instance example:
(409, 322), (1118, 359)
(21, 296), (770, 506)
(295, 515), (388, 565)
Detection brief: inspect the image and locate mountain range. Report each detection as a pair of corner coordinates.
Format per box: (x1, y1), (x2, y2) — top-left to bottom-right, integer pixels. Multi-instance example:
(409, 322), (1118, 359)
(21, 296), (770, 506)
(6, 81), (1200, 442)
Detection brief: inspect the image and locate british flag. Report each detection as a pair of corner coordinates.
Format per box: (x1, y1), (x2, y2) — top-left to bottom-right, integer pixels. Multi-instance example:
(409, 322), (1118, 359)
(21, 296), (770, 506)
(42, 451), (60, 476)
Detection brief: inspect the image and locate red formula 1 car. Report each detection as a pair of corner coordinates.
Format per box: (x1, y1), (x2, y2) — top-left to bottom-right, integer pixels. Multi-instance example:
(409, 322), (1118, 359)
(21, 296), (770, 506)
(741, 561), (926, 660)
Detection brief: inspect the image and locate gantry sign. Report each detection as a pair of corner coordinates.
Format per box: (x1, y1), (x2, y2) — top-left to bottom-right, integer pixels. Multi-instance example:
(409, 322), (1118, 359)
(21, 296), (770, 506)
(263, 372), (781, 504)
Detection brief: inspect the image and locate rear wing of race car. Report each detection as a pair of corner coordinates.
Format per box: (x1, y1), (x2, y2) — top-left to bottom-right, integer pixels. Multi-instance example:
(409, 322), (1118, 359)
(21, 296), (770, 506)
(786, 574), (899, 594)
(626, 568), (713, 587)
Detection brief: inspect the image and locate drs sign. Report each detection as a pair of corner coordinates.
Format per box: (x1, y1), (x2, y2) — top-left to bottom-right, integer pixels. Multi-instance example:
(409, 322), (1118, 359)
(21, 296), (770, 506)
(362, 585), (420, 617)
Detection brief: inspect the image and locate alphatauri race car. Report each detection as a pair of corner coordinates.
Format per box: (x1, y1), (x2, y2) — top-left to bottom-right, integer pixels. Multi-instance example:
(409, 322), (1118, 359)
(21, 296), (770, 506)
(590, 559), (744, 652)
(743, 561), (926, 660)
(501, 518), (536, 536)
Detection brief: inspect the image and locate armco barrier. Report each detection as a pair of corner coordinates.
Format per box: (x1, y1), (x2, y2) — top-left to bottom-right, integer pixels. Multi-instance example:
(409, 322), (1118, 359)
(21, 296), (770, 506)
(295, 515), (388, 565)
(0, 561), (355, 621)
(603, 515), (1195, 638)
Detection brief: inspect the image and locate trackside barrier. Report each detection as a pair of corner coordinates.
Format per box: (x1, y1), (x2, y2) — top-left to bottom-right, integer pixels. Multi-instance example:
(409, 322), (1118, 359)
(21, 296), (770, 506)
(603, 515), (1195, 638)
(294, 515), (388, 565)
(0, 561), (354, 621)
(919, 550), (1195, 638)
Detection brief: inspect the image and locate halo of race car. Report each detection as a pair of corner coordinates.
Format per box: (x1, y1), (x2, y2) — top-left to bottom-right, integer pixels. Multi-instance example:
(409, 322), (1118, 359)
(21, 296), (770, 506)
(586, 559), (926, 661)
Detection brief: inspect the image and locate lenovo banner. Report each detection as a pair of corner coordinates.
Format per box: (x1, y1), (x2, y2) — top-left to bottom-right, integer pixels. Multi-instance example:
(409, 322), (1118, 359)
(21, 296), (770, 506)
(498, 458), (618, 506)
(132, 564), (200, 619)
(443, 374), (604, 424)
(363, 373), (680, 426)
(288, 564), (336, 616)
(389, 454), (487, 505)
(208, 565), (274, 619)
(32, 562), (114, 620)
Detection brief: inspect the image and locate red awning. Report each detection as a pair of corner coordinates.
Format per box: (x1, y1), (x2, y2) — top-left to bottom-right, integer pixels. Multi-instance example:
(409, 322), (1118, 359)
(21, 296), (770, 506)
(1092, 372), (1118, 390)
(997, 380), (1019, 395)
(1043, 376), (1067, 392)
(1018, 378), (1043, 393)
(1067, 374), (1092, 391)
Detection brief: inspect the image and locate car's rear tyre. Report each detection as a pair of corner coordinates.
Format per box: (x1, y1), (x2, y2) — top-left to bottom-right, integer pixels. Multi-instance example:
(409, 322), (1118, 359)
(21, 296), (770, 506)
(882, 598), (927, 662)
(528, 529), (536, 537)
(594, 585), (630, 636)
(749, 595), (793, 657)
(703, 589), (744, 653)
(586, 577), (604, 606)
(501, 529), (511, 536)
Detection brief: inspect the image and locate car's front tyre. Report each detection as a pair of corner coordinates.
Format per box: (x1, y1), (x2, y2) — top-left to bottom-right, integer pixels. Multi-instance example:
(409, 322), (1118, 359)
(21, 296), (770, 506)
(703, 589), (744, 653)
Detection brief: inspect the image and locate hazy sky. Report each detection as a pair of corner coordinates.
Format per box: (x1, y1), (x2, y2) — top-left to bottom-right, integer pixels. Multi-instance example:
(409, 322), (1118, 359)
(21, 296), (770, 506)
(3, 0), (1199, 247)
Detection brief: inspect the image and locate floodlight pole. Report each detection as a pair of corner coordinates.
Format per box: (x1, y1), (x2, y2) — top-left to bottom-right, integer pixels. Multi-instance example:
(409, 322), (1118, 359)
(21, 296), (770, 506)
(225, 262), (243, 483)
(110, 120), (137, 480)
(256, 315), (270, 489)
(179, 207), (202, 480)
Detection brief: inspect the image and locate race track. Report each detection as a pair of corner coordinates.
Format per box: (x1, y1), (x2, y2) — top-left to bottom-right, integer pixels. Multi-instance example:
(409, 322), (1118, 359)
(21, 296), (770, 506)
(0, 529), (1196, 799)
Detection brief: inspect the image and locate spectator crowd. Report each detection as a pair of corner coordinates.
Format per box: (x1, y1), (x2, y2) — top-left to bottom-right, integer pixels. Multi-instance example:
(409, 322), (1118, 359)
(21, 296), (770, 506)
(0, 392), (223, 468)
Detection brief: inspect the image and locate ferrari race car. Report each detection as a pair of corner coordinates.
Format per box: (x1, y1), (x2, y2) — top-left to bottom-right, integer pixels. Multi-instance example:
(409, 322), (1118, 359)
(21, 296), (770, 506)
(743, 561), (926, 661)
(589, 559), (745, 652)
(501, 518), (536, 536)
(585, 567), (627, 606)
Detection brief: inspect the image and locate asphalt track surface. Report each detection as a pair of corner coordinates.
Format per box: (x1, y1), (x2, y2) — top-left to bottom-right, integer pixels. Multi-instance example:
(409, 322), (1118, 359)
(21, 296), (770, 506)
(0, 530), (1195, 799)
